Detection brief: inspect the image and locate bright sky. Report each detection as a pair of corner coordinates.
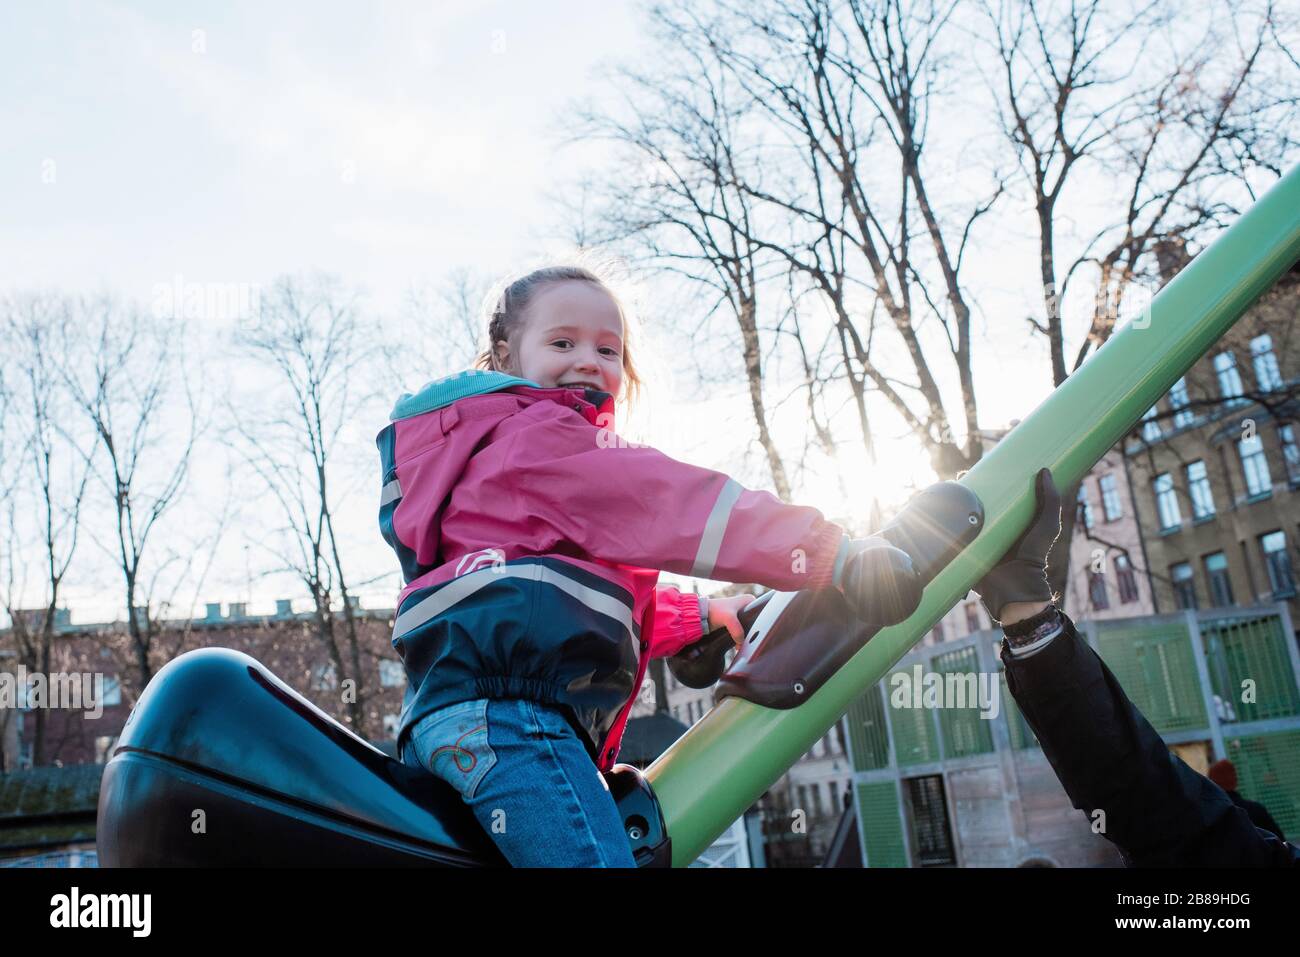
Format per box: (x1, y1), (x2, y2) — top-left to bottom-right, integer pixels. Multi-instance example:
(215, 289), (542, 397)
(1, 1), (1133, 623)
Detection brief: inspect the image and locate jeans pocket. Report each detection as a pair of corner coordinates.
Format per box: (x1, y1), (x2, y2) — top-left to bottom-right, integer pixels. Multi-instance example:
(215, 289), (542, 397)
(410, 699), (498, 801)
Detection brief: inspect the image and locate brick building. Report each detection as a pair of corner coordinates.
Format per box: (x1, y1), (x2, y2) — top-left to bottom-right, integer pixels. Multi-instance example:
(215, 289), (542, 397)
(1123, 258), (1300, 625)
(2, 600), (406, 773)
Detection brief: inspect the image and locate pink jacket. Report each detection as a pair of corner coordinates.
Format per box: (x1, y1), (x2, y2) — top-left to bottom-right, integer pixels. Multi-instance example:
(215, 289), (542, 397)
(377, 369), (849, 770)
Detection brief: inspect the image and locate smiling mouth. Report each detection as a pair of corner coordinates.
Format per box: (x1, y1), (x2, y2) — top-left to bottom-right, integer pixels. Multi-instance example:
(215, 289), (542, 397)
(559, 382), (604, 390)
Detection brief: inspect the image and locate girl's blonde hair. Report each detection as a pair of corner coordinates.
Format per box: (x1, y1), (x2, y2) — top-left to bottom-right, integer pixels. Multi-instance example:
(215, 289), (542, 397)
(472, 262), (644, 411)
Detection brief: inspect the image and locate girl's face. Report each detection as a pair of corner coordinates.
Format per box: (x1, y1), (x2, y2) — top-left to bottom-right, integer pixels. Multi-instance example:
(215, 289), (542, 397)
(494, 280), (625, 399)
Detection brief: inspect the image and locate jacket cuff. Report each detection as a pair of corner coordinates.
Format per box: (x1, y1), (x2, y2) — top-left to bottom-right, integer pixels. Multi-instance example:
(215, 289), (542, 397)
(1004, 621), (1064, 659)
(807, 522), (852, 589)
(1000, 611), (1084, 707)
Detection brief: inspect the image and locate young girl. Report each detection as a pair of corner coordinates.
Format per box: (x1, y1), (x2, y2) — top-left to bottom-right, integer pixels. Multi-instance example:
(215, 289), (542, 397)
(377, 263), (870, 867)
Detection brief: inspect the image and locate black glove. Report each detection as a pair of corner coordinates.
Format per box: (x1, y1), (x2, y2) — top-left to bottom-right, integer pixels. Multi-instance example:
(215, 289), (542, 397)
(836, 535), (924, 626)
(974, 467), (1062, 623)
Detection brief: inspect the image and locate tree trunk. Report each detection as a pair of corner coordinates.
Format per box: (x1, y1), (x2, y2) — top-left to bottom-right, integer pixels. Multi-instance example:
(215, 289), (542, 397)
(738, 297), (791, 501)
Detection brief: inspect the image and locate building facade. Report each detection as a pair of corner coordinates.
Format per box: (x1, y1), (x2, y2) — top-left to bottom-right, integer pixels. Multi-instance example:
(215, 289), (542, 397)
(1064, 448), (1159, 620)
(1122, 260), (1300, 626)
(2, 600), (406, 772)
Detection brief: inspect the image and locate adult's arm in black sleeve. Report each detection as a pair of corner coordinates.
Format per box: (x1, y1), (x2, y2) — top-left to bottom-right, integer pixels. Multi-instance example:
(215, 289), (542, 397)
(1000, 610), (1299, 867)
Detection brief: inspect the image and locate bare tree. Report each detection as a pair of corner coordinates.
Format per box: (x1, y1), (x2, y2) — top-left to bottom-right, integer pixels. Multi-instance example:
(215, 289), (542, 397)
(229, 274), (385, 735)
(583, 0), (1003, 490)
(0, 353), (12, 770)
(56, 296), (200, 691)
(0, 294), (95, 766)
(571, 29), (799, 500)
(985, 0), (1299, 603)
(574, 0), (1296, 626)
(396, 266), (493, 383)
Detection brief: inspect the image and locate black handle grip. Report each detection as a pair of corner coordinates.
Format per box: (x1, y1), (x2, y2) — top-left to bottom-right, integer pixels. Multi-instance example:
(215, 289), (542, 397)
(665, 593), (771, 689)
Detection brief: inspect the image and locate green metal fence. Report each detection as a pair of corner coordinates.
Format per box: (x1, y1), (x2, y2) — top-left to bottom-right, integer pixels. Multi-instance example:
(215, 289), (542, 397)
(857, 781), (908, 867)
(1225, 729), (1300, 839)
(932, 646), (995, 759)
(888, 668), (941, 767)
(1000, 670), (1039, 751)
(1094, 619), (1208, 734)
(1202, 615), (1300, 723)
(847, 685), (891, 771)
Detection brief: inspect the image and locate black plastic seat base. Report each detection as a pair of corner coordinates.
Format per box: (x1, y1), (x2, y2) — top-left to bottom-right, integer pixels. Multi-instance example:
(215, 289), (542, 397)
(96, 647), (669, 867)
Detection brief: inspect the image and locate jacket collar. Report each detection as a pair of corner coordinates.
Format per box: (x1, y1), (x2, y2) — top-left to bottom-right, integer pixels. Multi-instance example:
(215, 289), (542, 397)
(391, 369), (614, 422)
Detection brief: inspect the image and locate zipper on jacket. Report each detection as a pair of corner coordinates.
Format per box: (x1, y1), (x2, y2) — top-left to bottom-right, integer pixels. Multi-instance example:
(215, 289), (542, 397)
(599, 636), (649, 767)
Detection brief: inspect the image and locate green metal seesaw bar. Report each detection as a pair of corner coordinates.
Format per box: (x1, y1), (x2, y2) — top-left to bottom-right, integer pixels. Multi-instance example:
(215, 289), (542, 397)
(646, 164), (1300, 866)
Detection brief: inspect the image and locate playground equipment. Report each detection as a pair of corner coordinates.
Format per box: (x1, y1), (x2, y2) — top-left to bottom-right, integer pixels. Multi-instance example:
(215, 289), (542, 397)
(98, 165), (1300, 866)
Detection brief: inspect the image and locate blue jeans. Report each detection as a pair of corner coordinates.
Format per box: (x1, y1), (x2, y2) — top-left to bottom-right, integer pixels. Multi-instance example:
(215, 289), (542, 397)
(401, 697), (637, 868)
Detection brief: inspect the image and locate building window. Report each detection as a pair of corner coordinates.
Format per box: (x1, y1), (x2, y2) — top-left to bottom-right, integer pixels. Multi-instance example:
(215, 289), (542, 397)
(1169, 377), (1194, 428)
(378, 659), (405, 688)
(904, 775), (956, 867)
(1250, 334), (1283, 391)
(1141, 404), (1162, 442)
(1238, 433), (1272, 497)
(1171, 562), (1198, 610)
(1260, 530), (1296, 598)
(1115, 554), (1139, 604)
(1185, 460), (1215, 519)
(930, 621), (945, 645)
(382, 713), (400, 738)
(1099, 474), (1123, 521)
(1153, 472), (1181, 530)
(1214, 351), (1245, 401)
(1076, 484), (1094, 531)
(1203, 551), (1234, 608)
(1088, 571), (1110, 610)
(964, 603), (981, 634)
(829, 780), (841, 810)
(1279, 424), (1300, 485)
(99, 676), (122, 707)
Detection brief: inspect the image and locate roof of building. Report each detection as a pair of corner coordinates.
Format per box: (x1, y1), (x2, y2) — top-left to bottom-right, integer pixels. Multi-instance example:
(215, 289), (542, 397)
(618, 710), (689, 766)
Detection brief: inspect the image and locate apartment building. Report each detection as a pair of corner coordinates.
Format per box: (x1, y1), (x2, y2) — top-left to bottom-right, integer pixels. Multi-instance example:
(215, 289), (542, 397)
(1123, 260), (1300, 625)
(1065, 448), (1159, 619)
